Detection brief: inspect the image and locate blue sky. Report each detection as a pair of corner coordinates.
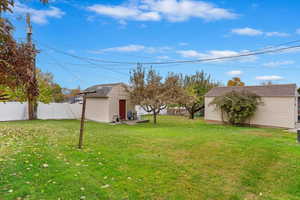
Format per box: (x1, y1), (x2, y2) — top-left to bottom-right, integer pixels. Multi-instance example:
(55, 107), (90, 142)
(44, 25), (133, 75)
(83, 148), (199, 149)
(9, 0), (300, 89)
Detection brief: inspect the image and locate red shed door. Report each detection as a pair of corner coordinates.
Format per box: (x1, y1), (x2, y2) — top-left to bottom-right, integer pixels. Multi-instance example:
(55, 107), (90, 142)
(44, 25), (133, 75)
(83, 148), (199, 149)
(119, 100), (126, 120)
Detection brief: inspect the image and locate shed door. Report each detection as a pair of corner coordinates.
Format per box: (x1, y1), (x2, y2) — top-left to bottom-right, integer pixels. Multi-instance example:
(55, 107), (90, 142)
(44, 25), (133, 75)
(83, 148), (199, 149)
(119, 100), (126, 120)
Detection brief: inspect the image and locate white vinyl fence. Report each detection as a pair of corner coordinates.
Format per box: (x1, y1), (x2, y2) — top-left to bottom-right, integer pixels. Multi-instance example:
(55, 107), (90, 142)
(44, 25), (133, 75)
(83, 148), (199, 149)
(38, 103), (81, 120)
(0, 102), (82, 121)
(0, 102), (28, 121)
(135, 105), (167, 116)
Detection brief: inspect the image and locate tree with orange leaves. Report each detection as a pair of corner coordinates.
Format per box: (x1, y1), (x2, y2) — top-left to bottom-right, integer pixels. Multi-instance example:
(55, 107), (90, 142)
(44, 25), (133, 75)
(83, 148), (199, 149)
(227, 77), (245, 86)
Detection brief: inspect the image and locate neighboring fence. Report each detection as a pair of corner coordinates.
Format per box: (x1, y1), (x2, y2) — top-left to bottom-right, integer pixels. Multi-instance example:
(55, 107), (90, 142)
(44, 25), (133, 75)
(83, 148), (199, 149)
(0, 102), (82, 121)
(167, 107), (188, 116)
(0, 103), (171, 122)
(38, 103), (81, 120)
(0, 102), (28, 121)
(135, 105), (167, 116)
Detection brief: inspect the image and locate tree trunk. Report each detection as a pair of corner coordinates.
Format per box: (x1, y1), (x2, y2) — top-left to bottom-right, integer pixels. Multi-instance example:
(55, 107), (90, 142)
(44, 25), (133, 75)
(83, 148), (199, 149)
(27, 94), (37, 120)
(189, 112), (195, 119)
(33, 100), (38, 119)
(28, 94), (33, 120)
(153, 111), (157, 124)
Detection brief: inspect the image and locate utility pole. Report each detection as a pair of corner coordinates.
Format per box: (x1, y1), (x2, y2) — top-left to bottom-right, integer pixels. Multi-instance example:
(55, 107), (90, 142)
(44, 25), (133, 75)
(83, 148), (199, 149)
(78, 91), (96, 149)
(26, 13), (37, 120)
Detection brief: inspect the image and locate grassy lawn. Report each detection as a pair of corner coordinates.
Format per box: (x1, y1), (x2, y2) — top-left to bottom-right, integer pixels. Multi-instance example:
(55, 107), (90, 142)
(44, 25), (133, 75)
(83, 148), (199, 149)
(1, 116), (300, 200)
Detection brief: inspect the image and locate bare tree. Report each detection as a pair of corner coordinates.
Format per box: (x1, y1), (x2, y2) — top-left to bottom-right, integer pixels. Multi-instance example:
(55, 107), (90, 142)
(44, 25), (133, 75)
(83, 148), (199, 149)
(128, 65), (182, 124)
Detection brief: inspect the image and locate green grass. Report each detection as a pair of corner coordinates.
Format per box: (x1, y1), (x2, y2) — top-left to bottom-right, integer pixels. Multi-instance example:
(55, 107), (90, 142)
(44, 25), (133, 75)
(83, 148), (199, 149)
(1, 116), (300, 200)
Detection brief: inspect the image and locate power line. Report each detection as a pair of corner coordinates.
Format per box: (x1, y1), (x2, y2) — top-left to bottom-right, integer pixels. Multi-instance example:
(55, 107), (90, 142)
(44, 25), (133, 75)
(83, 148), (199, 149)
(43, 62), (135, 70)
(140, 45), (300, 65)
(35, 39), (300, 66)
(190, 62), (300, 71)
(34, 40), (137, 65)
(68, 57), (130, 76)
(260, 39), (300, 50)
(38, 48), (130, 76)
(41, 51), (88, 84)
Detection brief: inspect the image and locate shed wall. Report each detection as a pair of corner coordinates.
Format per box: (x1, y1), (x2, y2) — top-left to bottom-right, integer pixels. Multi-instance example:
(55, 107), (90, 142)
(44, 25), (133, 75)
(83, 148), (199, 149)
(205, 96), (296, 128)
(85, 98), (110, 122)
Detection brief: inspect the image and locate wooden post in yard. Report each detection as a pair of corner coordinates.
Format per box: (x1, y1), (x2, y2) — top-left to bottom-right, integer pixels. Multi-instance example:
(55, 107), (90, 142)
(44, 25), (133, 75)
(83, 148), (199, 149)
(78, 91), (96, 149)
(26, 13), (38, 120)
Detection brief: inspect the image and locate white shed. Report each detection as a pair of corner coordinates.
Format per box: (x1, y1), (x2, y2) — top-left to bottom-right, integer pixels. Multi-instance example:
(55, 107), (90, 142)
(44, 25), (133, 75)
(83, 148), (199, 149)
(205, 84), (299, 129)
(84, 83), (134, 123)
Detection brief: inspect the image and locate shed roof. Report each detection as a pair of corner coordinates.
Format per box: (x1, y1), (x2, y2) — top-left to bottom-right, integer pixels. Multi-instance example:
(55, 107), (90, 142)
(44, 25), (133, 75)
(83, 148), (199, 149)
(205, 84), (297, 97)
(84, 82), (126, 98)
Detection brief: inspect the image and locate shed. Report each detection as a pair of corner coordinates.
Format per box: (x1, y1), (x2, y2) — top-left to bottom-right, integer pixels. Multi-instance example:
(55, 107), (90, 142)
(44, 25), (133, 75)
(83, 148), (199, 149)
(84, 83), (134, 122)
(205, 84), (299, 128)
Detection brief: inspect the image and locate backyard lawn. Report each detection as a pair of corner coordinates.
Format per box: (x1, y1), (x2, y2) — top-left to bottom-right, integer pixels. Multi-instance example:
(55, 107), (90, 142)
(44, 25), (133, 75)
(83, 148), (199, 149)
(1, 116), (300, 200)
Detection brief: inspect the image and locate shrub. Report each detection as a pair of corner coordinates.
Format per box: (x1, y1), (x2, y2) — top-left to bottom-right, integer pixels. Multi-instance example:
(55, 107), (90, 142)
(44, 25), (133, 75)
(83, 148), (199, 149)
(210, 90), (263, 125)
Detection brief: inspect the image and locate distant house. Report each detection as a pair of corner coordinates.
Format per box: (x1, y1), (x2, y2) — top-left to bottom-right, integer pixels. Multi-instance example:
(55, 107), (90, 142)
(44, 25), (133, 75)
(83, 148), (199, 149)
(84, 83), (134, 122)
(68, 95), (83, 104)
(205, 84), (299, 129)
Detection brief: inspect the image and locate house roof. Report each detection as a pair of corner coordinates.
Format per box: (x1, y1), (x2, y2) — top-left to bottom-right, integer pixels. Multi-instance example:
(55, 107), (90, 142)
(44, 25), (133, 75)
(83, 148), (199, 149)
(84, 82), (126, 98)
(205, 84), (297, 97)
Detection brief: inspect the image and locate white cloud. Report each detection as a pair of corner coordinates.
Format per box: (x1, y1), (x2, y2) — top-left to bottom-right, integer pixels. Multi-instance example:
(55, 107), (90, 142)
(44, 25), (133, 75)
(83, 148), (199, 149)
(13, 1), (64, 24)
(232, 27), (289, 37)
(157, 55), (170, 60)
(263, 60), (295, 67)
(140, 24), (147, 28)
(92, 45), (145, 53)
(178, 42), (188, 46)
(90, 44), (171, 54)
(296, 29), (300, 35)
(176, 49), (257, 62)
(67, 49), (76, 54)
(256, 75), (283, 81)
(144, 46), (172, 53)
(200, 50), (240, 58)
(176, 50), (202, 58)
(87, 4), (160, 21)
(265, 32), (289, 37)
(143, 0), (237, 22)
(88, 5), (138, 19)
(279, 46), (300, 54)
(268, 45), (300, 55)
(231, 27), (263, 36)
(87, 0), (237, 23)
(227, 70), (242, 76)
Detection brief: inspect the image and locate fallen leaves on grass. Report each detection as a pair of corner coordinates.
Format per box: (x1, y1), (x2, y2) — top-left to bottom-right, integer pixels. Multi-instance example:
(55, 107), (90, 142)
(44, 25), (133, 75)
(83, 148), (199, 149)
(42, 163), (49, 168)
(101, 184), (110, 189)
